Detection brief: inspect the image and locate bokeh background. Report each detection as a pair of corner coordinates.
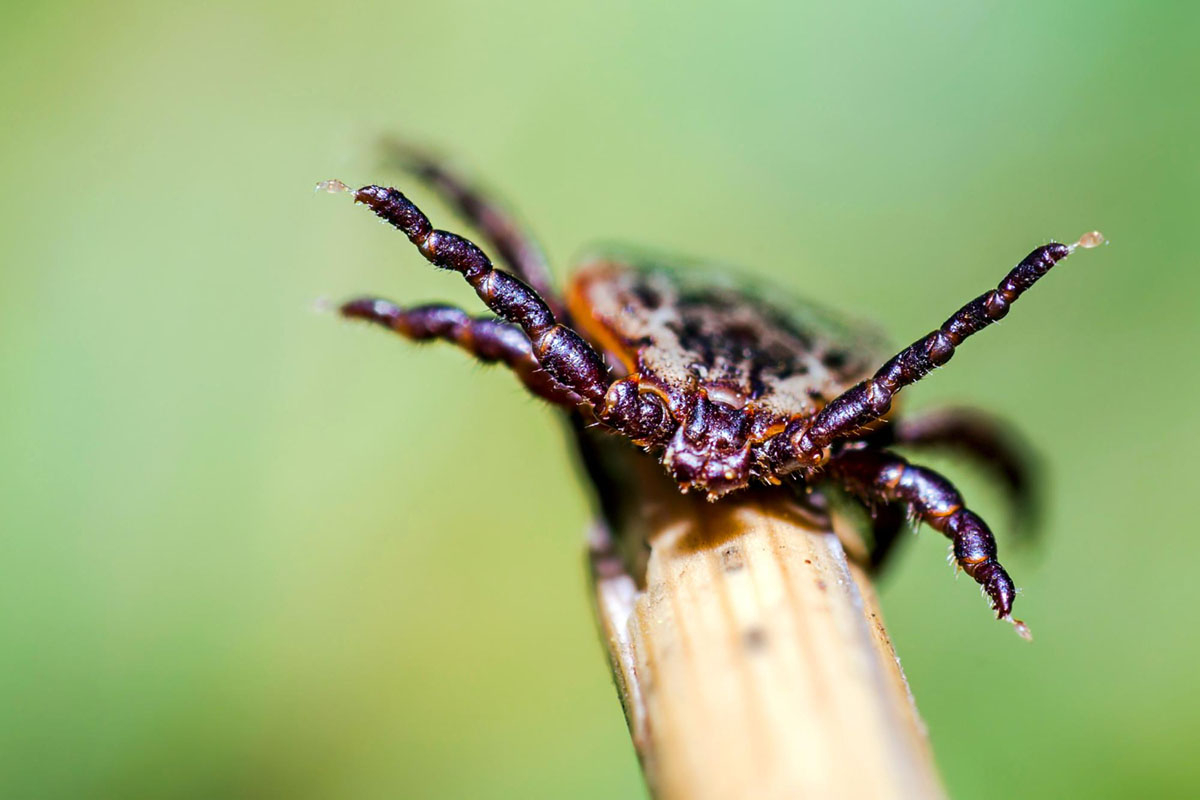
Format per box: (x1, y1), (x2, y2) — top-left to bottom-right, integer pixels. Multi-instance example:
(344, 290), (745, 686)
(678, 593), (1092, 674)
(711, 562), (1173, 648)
(2, 1), (1197, 797)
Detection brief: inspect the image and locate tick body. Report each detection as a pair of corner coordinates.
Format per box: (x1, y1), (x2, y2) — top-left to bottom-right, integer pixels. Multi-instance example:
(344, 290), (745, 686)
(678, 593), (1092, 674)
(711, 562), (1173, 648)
(321, 151), (1102, 638)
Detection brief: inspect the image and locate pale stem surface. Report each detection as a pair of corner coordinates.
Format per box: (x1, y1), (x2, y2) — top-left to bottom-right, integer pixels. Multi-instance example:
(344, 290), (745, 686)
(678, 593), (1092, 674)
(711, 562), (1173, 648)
(591, 478), (945, 800)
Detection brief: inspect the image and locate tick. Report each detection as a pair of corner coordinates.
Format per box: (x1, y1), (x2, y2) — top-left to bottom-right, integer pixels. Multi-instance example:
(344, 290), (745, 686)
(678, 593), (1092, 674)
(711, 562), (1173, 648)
(319, 150), (1103, 638)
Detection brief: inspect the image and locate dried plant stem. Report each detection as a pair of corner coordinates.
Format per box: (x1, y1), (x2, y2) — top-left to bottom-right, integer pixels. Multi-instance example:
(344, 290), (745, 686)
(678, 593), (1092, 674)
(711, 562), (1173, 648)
(590, 481), (945, 800)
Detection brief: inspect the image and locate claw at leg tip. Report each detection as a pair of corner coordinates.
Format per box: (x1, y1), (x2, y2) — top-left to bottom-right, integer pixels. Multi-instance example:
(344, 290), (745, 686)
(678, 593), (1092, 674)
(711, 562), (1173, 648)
(1068, 230), (1106, 252)
(1005, 616), (1033, 641)
(316, 179), (353, 195)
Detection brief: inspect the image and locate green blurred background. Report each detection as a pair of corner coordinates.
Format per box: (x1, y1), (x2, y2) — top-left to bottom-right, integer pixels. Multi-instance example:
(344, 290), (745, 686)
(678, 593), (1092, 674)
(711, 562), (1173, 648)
(2, 0), (1196, 797)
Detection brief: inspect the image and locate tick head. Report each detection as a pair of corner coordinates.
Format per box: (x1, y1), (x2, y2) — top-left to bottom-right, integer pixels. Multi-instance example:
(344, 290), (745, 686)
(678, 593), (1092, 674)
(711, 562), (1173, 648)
(661, 393), (752, 499)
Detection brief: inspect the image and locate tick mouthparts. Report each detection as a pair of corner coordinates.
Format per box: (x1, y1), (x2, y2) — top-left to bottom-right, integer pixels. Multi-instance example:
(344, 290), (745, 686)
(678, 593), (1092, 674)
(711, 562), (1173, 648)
(316, 178), (353, 195)
(1069, 230), (1106, 251)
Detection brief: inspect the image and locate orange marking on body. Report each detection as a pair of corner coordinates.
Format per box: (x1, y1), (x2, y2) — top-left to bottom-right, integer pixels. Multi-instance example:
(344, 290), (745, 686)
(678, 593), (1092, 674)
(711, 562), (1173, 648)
(635, 379), (673, 408)
(748, 421), (788, 445)
(566, 267), (639, 373)
(927, 503), (963, 518)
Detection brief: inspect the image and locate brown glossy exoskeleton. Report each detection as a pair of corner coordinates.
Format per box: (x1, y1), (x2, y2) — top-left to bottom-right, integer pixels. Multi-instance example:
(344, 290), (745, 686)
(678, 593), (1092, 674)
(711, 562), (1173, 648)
(320, 151), (1103, 638)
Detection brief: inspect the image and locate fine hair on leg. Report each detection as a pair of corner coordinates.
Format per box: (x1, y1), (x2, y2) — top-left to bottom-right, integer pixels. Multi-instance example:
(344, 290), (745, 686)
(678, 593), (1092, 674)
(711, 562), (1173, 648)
(381, 140), (562, 316)
(824, 447), (1031, 638)
(341, 297), (582, 405)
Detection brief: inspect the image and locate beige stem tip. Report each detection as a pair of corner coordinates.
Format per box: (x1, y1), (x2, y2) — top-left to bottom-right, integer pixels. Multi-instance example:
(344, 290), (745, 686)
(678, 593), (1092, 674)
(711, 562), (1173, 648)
(1073, 230), (1106, 250)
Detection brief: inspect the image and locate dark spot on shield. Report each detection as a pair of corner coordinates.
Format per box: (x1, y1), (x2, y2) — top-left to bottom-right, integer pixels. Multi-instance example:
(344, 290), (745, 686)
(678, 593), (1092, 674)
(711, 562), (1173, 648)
(583, 260), (881, 421)
(724, 323), (759, 345)
(679, 287), (738, 312)
(633, 283), (662, 309)
(822, 351), (848, 370)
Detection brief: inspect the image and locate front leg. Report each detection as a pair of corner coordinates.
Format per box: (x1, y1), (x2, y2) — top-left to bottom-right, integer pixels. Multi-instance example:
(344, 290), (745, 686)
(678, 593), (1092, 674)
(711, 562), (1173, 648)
(323, 179), (610, 405)
(322, 180), (672, 443)
(824, 448), (1031, 639)
(380, 141), (562, 317)
(340, 297), (582, 406)
(764, 232), (1104, 473)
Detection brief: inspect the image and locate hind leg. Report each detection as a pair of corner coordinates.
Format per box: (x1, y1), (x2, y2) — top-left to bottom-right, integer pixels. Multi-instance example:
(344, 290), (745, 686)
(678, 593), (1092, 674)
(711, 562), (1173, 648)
(824, 447), (1030, 638)
(864, 501), (910, 573)
(890, 408), (1039, 536)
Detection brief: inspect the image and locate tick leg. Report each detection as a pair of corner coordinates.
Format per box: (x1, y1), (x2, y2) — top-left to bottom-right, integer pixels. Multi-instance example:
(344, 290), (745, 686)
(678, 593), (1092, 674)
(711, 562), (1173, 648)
(889, 408), (1039, 537)
(825, 448), (1030, 637)
(771, 235), (1101, 470)
(382, 141), (562, 317)
(865, 501), (910, 573)
(339, 183), (611, 407)
(341, 298), (582, 406)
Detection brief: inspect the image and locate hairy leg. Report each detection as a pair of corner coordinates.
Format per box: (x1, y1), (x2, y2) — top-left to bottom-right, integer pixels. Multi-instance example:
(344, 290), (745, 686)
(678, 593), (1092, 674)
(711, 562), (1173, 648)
(766, 232), (1104, 473)
(889, 408), (1039, 535)
(865, 501), (910, 573)
(324, 180), (670, 441)
(330, 181), (609, 403)
(341, 298), (581, 406)
(381, 141), (561, 316)
(824, 447), (1031, 638)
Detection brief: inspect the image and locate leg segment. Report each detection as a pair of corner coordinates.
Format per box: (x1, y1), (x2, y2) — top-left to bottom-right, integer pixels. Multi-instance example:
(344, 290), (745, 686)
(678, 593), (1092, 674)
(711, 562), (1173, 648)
(382, 141), (561, 316)
(348, 184), (612, 406)
(767, 234), (1101, 472)
(889, 408), (1039, 536)
(825, 448), (1030, 637)
(866, 501), (910, 573)
(340, 298), (582, 406)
